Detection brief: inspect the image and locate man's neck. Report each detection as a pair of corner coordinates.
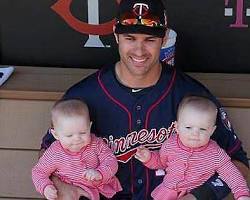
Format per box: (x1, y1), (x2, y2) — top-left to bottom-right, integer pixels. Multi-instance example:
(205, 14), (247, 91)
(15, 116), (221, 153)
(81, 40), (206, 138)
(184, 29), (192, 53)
(115, 62), (162, 89)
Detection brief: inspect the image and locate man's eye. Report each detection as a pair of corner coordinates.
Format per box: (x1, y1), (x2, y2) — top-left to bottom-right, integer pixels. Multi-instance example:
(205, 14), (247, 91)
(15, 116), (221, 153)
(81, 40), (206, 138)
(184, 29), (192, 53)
(66, 135), (72, 137)
(125, 37), (134, 41)
(147, 39), (156, 42)
(80, 132), (86, 135)
(200, 128), (207, 131)
(185, 126), (191, 129)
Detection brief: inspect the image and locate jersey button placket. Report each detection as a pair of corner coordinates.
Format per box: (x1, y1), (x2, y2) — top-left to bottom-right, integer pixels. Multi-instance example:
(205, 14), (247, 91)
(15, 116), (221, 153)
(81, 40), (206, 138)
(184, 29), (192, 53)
(137, 178), (143, 184)
(135, 104), (142, 128)
(136, 105), (142, 111)
(136, 119), (142, 125)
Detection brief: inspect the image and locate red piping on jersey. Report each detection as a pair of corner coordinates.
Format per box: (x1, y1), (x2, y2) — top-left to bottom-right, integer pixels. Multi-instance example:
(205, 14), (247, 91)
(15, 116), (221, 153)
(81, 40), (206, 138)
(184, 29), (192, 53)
(227, 139), (241, 156)
(144, 68), (176, 197)
(146, 168), (150, 197)
(97, 69), (132, 131)
(97, 69), (135, 193)
(130, 159), (134, 193)
(144, 68), (176, 129)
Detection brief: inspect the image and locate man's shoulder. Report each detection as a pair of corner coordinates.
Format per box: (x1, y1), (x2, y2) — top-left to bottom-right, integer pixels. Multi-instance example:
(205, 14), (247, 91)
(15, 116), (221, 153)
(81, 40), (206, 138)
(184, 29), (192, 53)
(65, 65), (115, 96)
(68, 70), (99, 91)
(168, 67), (210, 93)
(64, 70), (100, 99)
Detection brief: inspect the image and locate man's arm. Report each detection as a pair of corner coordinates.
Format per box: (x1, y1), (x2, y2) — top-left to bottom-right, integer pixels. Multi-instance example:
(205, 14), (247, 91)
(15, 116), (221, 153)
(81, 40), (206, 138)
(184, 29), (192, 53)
(51, 176), (90, 200)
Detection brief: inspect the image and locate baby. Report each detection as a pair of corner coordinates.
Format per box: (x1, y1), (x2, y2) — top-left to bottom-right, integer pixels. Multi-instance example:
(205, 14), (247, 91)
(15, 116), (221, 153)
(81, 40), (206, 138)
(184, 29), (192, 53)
(135, 95), (250, 200)
(32, 99), (122, 200)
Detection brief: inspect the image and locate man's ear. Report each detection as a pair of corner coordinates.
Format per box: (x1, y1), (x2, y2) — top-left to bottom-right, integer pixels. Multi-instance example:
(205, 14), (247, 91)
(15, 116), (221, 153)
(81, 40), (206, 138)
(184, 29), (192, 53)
(50, 128), (59, 140)
(113, 26), (119, 43)
(161, 29), (169, 47)
(89, 121), (93, 129)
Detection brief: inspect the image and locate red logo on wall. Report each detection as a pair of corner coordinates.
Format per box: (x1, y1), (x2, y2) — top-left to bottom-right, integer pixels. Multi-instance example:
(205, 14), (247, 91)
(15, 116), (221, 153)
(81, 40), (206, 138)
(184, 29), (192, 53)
(51, 0), (121, 35)
(224, 0), (249, 28)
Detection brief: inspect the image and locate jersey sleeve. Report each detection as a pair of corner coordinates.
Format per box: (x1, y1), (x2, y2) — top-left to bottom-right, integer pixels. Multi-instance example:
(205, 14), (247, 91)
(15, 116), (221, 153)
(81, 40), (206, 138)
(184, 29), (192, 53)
(40, 128), (56, 150)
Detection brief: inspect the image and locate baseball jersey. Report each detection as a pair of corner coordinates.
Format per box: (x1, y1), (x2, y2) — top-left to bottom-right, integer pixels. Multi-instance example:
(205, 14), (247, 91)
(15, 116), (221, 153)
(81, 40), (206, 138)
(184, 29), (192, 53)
(144, 134), (250, 200)
(33, 134), (122, 200)
(41, 63), (249, 200)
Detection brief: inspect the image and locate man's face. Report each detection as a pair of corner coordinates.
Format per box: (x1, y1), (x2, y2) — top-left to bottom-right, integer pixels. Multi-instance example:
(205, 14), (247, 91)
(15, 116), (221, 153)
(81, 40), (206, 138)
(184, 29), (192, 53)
(115, 33), (166, 81)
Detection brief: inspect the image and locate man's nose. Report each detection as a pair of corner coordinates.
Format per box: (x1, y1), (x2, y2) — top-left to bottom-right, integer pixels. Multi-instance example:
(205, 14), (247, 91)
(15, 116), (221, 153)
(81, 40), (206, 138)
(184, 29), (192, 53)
(134, 42), (145, 55)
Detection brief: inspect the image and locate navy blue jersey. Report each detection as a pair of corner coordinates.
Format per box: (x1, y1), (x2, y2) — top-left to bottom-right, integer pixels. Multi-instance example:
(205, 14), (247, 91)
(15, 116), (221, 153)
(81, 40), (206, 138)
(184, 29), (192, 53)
(41, 63), (248, 200)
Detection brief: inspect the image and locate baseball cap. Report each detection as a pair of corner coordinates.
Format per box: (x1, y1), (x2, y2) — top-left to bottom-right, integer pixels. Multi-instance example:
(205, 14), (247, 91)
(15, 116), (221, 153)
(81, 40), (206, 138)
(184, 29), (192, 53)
(115, 0), (167, 38)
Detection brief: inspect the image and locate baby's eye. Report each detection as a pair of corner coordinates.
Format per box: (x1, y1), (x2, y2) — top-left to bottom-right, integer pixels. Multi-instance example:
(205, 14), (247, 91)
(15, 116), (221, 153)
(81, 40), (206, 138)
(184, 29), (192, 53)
(200, 128), (207, 131)
(185, 126), (191, 129)
(80, 132), (86, 135)
(66, 135), (72, 138)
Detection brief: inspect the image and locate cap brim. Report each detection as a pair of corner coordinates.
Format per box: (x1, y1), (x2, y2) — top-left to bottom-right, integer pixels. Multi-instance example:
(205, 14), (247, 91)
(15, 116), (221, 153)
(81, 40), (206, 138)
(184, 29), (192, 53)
(115, 24), (166, 38)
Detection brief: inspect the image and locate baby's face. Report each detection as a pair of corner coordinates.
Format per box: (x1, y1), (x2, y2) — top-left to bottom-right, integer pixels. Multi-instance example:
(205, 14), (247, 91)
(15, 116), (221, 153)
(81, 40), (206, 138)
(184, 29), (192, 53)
(176, 106), (216, 148)
(54, 115), (92, 152)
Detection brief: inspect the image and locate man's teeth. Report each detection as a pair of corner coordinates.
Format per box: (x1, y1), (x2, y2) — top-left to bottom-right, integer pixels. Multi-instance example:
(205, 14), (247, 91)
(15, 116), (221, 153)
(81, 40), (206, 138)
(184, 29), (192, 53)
(132, 57), (146, 62)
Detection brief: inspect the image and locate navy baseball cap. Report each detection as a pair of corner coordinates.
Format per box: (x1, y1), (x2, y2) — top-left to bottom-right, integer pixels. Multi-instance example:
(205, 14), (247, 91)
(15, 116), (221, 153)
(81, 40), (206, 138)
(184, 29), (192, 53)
(115, 0), (167, 38)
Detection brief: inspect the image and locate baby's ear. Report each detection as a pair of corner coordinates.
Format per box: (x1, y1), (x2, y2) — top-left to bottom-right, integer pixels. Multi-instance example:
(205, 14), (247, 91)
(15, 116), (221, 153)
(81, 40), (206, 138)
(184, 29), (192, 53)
(50, 128), (59, 140)
(174, 121), (179, 134)
(210, 125), (217, 136)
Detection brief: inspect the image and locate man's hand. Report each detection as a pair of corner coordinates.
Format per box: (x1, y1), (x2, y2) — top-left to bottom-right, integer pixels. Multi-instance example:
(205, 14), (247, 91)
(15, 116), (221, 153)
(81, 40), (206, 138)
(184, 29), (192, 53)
(232, 160), (249, 180)
(82, 169), (102, 181)
(52, 176), (90, 200)
(179, 193), (197, 200)
(135, 146), (151, 163)
(238, 196), (250, 200)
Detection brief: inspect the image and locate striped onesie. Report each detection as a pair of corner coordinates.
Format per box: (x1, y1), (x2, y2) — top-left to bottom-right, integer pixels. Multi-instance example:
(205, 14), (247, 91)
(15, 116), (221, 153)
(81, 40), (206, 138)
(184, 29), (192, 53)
(32, 134), (122, 200)
(144, 134), (250, 200)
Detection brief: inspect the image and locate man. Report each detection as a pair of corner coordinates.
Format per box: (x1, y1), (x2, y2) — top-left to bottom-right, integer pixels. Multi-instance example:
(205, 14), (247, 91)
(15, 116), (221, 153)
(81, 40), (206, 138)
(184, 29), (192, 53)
(41, 0), (249, 199)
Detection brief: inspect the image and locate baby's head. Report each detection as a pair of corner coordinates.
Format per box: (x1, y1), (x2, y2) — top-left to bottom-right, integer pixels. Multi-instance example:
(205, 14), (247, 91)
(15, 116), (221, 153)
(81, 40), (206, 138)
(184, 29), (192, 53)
(175, 95), (218, 148)
(50, 99), (92, 152)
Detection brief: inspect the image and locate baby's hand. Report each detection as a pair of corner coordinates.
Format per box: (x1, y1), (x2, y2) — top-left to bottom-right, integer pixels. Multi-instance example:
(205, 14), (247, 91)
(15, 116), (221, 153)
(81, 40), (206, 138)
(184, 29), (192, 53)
(238, 196), (250, 200)
(44, 184), (58, 200)
(135, 146), (151, 163)
(83, 169), (102, 181)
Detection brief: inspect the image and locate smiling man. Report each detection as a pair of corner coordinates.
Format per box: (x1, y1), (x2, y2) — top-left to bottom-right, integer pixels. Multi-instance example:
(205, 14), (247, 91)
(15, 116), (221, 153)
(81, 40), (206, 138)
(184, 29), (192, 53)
(40, 0), (249, 199)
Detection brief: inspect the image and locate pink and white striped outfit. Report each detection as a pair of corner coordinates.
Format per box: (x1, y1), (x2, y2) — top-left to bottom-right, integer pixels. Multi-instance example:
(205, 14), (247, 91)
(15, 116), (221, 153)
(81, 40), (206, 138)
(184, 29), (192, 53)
(144, 134), (249, 200)
(32, 134), (122, 200)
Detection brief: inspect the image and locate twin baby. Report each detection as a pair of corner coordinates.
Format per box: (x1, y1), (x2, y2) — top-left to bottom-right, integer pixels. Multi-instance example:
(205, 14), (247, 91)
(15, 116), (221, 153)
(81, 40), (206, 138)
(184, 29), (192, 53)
(32, 96), (250, 200)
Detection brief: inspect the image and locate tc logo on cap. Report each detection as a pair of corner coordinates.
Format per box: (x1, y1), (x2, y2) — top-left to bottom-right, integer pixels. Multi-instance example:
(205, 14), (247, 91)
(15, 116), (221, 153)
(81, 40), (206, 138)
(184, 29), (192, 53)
(133, 3), (149, 19)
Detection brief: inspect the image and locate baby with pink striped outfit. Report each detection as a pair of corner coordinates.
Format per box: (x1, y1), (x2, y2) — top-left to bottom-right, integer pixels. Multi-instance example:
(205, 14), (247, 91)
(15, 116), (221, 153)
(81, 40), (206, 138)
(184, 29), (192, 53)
(135, 95), (249, 200)
(32, 99), (122, 200)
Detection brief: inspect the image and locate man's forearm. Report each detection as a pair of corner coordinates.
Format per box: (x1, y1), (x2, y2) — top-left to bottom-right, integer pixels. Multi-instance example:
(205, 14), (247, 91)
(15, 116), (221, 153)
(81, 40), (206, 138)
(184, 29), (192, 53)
(232, 160), (249, 180)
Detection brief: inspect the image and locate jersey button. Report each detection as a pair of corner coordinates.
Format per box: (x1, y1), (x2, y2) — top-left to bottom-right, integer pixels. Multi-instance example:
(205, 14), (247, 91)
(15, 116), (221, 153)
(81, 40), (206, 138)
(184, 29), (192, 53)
(136, 119), (142, 125)
(137, 179), (143, 184)
(136, 105), (141, 110)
